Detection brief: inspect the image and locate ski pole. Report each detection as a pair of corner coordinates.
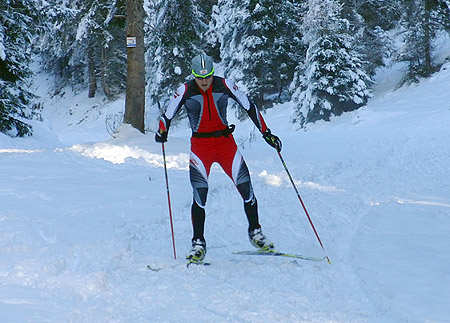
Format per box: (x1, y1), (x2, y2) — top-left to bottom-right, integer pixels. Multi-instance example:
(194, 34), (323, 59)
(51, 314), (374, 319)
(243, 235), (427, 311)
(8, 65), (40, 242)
(277, 150), (331, 264)
(161, 143), (177, 259)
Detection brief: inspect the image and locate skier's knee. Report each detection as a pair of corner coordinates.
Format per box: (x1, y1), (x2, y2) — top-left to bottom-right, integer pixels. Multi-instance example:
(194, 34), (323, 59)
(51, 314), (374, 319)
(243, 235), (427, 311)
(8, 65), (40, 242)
(237, 181), (254, 202)
(193, 187), (208, 208)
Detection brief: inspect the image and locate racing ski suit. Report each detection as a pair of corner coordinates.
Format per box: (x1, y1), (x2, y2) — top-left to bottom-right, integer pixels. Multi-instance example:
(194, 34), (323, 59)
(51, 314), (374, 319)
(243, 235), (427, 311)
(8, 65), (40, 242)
(158, 76), (270, 242)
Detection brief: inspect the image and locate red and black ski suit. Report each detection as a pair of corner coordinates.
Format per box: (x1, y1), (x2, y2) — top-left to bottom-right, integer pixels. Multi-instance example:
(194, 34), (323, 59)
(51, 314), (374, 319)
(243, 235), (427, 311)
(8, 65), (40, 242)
(158, 76), (269, 242)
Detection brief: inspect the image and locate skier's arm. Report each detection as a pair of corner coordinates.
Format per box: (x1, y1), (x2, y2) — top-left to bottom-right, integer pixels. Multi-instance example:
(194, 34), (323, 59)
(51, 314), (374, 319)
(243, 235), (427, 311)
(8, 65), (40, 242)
(155, 84), (187, 143)
(224, 79), (282, 151)
(223, 79), (268, 132)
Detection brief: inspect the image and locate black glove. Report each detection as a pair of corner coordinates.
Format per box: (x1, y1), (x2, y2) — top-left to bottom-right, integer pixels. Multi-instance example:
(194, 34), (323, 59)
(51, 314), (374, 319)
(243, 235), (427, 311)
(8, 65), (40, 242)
(155, 129), (168, 143)
(262, 129), (282, 152)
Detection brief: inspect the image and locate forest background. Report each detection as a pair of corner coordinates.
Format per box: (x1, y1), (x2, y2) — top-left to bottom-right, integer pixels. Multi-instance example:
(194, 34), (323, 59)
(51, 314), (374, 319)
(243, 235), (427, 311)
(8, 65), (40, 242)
(1, 0), (450, 137)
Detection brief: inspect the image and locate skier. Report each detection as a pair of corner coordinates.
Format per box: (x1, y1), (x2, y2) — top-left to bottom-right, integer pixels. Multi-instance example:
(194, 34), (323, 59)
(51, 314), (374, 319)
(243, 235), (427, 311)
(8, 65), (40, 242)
(155, 54), (282, 264)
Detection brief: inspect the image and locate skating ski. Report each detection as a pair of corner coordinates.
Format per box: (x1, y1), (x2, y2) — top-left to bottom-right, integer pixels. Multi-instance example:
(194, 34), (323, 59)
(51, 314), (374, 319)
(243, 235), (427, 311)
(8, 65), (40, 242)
(233, 250), (327, 262)
(186, 259), (211, 268)
(146, 261), (210, 271)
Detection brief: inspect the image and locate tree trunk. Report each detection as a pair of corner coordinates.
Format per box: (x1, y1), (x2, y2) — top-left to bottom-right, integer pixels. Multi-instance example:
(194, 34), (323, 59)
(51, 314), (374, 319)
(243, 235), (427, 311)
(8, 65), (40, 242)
(423, 0), (433, 74)
(101, 47), (111, 99)
(88, 43), (97, 98)
(124, 0), (145, 133)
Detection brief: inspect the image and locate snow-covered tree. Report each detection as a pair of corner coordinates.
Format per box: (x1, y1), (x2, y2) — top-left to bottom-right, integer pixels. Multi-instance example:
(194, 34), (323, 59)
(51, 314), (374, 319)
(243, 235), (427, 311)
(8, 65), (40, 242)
(207, 0), (245, 77)
(194, 0), (218, 25)
(342, 0), (401, 76)
(194, 0), (219, 59)
(38, 0), (85, 94)
(39, 0), (126, 99)
(398, 0), (450, 84)
(291, 0), (372, 127)
(146, 0), (206, 111)
(210, 0), (304, 109)
(0, 0), (38, 137)
(77, 0), (126, 99)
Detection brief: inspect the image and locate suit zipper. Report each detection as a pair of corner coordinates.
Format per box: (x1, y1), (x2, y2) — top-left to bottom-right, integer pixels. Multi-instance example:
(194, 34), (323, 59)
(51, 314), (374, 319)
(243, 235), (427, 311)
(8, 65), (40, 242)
(205, 90), (211, 121)
(207, 90), (212, 121)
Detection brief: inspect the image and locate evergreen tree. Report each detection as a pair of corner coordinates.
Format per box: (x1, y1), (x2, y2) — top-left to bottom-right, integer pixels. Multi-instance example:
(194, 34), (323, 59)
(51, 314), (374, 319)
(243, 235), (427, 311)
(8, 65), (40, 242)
(0, 0), (38, 137)
(194, 0), (218, 25)
(398, 0), (450, 84)
(242, 0), (304, 108)
(82, 0), (126, 100)
(291, 0), (372, 127)
(210, 0), (304, 109)
(343, 0), (401, 76)
(38, 0), (86, 94)
(194, 0), (219, 59)
(38, 0), (126, 98)
(355, 0), (402, 31)
(146, 0), (205, 112)
(207, 0), (245, 75)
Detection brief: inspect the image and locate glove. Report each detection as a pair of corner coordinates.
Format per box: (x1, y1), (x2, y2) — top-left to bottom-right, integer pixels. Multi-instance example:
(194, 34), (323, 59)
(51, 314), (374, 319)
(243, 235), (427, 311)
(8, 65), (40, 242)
(155, 129), (168, 143)
(262, 129), (282, 152)
(155, 117), (169, 143)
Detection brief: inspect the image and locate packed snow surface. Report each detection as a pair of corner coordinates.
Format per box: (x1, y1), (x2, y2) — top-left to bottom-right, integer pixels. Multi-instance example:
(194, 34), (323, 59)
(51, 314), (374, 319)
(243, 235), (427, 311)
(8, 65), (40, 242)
(1, 62), (450, 322)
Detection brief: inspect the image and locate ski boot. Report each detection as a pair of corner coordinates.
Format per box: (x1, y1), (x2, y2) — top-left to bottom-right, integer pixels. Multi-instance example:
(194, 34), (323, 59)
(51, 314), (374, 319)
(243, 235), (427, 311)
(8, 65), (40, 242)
(248, 227), (274, 251)
(186, 239), (207, 265)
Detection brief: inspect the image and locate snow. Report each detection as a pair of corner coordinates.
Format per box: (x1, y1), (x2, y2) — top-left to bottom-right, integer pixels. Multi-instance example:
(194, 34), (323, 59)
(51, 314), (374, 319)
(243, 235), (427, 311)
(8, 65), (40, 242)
(1, 62), (450, 322)
(0, 42), (5, 61)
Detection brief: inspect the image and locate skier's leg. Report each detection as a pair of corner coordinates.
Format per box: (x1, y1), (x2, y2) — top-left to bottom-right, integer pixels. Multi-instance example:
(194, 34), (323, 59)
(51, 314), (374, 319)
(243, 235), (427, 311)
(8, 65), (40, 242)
(238, 172), (274, 250)
(189, 151), (210, 242)
(235, 163), (260, 232)
(217, 137), (260, 231)
(214, 136), (274, 250)
(191, 201), (206, 241)
(242, 193), (260, 232)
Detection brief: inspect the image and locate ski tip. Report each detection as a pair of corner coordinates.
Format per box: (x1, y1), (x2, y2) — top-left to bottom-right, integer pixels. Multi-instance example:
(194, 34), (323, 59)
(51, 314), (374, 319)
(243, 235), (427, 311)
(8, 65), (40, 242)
(326, 256), (332, 264)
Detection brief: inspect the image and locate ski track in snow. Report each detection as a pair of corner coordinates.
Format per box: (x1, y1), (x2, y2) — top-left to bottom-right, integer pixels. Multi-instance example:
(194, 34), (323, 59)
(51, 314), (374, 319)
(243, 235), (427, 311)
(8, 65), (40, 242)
(1, 64), (450, 322)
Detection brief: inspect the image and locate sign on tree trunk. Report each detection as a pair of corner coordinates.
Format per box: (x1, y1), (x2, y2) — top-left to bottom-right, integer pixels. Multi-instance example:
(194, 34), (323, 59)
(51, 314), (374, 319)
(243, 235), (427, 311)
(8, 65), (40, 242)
(124, 0), (145, 133)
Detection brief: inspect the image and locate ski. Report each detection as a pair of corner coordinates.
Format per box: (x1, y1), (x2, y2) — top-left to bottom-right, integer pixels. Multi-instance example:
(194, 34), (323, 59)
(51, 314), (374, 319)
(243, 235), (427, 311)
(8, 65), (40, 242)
(147, 258), (211, 271)
(233, 250), (327, 262)
(186, 260), (211, 268)
(147, 261), (210, 271)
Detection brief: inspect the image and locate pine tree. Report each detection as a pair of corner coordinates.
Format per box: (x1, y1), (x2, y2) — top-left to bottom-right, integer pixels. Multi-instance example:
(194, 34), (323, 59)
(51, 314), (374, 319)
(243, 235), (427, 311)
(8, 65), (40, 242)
(80, 0), (126, 99)
(342, 0), (401, 76)
(38, 0), (126, 98)
(210, 0), (304, 109)
(242, 0), (304, 108)
(207, 0), (245, 77)
(194, 0), (218, 25)
(38, 0), (86, 94)
(291, 0), (372, 127)
(0, 0), (38, 137)
(398, 0), (450, 84)
(146, 0), (206, 112)
(194, 0), (219, 59)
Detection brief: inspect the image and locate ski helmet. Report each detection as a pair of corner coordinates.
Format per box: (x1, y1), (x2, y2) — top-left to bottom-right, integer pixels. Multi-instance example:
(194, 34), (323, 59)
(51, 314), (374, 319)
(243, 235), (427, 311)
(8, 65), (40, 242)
(191, 54), (214, 78)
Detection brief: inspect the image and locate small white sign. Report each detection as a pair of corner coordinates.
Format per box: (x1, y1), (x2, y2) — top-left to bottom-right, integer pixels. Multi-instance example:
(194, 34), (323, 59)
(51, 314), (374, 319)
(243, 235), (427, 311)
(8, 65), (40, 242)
(127, 37), (137, 48)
